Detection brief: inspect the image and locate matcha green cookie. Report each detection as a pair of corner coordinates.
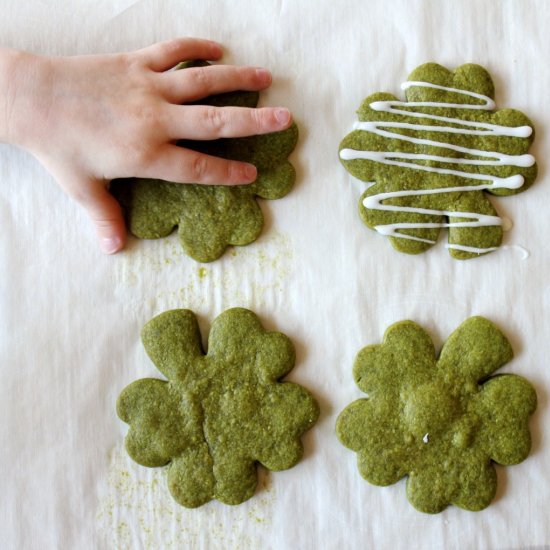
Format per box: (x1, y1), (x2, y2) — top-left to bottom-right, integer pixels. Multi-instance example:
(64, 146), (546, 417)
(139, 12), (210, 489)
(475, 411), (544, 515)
(117, 308), (319, 508)
(336, 317), (536, 513)
(339, 63), (537, 259)
(111, 62), (298, 262)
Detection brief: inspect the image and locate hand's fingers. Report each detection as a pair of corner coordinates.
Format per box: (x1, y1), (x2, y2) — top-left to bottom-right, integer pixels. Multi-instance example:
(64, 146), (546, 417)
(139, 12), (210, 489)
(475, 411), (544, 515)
(76, 184), (127, 254)
(160, 64), (272, 103)
(164, 105), (292, 140)
(138, 145), (257, 185)
(136, 38), (222, 72)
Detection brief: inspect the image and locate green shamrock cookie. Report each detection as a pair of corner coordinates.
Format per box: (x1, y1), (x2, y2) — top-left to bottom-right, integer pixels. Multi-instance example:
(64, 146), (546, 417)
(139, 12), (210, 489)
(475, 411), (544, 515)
(339, 63), (537, 259)
(117, 308), (319, 508)
(111, 62), (298, 263)
(336, 316), (536, 513)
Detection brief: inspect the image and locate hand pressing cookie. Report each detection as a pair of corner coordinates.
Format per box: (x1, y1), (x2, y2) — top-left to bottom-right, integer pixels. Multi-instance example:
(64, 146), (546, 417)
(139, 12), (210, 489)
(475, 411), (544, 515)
(339, 63), (537, 259)
(111, 62), (298, 262)
(0, 39), (293, 254)
(117, 308), (318, 508)
(336, 316), (537, 513)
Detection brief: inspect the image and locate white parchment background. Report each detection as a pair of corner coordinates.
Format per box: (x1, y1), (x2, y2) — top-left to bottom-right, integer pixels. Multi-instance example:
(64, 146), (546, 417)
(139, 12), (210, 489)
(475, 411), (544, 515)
(1, 1), (549, 548)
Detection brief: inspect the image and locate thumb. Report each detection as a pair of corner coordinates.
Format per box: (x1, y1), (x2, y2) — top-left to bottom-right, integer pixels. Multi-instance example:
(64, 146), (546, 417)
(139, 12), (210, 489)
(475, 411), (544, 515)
(79, 184), (127, 254)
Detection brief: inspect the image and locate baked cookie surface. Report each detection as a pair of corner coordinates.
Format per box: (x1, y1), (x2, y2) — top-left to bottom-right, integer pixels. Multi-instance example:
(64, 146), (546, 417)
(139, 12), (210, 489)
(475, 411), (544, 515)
(336, 316), (537, 513)
(339, 63), (537, 259)
(112, 62), (298, 262)
(117, 308), (319, 508)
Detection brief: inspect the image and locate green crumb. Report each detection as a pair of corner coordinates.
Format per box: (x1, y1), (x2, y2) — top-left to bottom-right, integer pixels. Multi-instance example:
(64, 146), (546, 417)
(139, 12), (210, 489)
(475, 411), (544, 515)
(339, 63), (537, 259)
(336, 316), (537, 513)
(111, 61), (299, 263)
(198, 267), (207, 279)
(117, 308), (319, 508)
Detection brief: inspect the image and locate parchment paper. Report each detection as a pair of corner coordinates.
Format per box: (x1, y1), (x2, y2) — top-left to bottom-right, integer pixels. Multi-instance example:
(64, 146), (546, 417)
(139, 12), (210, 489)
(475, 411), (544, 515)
(1, 1), (549, 548)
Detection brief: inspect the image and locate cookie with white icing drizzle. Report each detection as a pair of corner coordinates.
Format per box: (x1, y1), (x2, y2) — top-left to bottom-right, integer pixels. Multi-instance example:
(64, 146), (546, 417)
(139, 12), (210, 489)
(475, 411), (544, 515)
(339, 63), (537, 259)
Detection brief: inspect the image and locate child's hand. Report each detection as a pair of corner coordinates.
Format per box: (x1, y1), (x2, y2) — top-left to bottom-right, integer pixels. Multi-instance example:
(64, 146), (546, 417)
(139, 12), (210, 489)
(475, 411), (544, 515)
(0, 38), (292, 253)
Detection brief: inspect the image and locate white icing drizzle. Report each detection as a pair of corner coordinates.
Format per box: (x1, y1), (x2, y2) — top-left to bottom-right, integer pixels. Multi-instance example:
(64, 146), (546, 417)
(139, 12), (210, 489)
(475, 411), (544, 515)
(500, 244), (530, 260)
(443, 243), (530, 258)
(340, 80), (535, 253)
(444, 243), (498, 254)
(423, 433), (429, 444)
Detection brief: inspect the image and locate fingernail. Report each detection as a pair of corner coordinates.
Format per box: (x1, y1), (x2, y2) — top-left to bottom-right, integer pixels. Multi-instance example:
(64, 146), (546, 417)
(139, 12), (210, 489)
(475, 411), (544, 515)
(244, 164), (257, 182)
(209, 41), (223, 54)
(100, 236), (122, 255)
(255, 68), (271, 82)
(275, 108), (291, 126)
